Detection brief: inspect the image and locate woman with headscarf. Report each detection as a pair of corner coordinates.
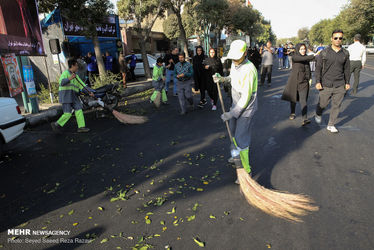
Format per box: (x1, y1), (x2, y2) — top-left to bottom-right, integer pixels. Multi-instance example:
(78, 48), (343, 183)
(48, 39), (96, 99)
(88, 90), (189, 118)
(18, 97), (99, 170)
(203, 48), (223, 110)
(281, 43), (319, 126)
(193, 46), (207, 107)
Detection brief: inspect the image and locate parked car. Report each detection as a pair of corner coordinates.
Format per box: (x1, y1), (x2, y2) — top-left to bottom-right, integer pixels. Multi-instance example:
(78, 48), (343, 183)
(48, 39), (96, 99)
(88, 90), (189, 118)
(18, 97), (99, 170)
(0, 97), (25, 155)
(366, 45), (374, 54)
(125, 54), (157, 76)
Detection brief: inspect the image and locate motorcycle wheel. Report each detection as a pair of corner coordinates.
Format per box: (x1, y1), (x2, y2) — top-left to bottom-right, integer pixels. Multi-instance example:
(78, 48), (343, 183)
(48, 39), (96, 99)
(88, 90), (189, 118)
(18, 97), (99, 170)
(104, 94), (119, 110)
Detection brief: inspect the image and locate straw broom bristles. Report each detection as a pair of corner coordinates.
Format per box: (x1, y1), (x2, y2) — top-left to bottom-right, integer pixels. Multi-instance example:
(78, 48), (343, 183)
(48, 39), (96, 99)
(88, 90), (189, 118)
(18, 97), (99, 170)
(237, 168), (319, 222)
(154, 92), (161, 108)
(112, 110), (148, 124)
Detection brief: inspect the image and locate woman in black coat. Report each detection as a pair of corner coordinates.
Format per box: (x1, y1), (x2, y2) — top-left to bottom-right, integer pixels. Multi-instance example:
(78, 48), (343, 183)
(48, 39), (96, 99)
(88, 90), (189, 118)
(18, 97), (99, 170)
(192, 46), (207, 107)
(202, 48), (223, 110)
(281, 43), (317, 126)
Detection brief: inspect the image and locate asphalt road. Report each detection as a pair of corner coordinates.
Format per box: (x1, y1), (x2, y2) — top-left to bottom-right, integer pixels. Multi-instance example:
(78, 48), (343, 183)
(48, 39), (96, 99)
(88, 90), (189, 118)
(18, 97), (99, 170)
(1, 55), (374, 250)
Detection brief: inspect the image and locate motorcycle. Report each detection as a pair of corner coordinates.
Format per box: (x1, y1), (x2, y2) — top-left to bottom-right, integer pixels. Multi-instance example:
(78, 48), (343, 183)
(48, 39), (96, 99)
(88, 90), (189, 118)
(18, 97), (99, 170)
(79, 82), (121, 110)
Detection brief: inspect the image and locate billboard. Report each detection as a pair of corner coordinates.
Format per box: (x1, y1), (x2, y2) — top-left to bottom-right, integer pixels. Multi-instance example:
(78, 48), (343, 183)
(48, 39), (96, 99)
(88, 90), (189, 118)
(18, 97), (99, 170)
(62, 16), (117, 38)
(0, 0), (44, 56)
(1, 54), (24, 97)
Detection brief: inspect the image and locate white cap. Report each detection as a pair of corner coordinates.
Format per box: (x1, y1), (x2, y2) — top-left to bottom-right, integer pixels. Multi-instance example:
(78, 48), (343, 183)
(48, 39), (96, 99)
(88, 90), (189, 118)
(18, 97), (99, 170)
(227, 40), (247, 60)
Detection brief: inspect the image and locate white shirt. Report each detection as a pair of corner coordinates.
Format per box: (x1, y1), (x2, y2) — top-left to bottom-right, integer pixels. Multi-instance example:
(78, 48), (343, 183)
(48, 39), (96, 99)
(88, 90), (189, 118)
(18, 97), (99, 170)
(347, 41), (366, 65)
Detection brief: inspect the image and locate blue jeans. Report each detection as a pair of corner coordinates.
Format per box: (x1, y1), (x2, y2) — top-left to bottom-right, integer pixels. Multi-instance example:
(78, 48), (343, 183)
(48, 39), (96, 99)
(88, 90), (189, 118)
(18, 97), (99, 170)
(283, 56), (289, 68)
(165, 69), (178, 95)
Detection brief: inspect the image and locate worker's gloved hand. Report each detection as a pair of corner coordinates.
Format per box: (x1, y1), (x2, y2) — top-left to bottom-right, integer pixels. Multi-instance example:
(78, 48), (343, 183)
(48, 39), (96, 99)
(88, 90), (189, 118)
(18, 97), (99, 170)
(221, 111), (234, 122)
(212, 73), (222, 83)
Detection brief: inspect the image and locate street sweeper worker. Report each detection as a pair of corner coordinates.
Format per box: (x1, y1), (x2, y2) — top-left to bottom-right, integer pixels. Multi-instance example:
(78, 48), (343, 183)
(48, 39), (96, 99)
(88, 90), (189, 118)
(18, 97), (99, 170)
(51, 58), (94, 133)
(213, 39), (258, 175)
(150, 57), (168, 105)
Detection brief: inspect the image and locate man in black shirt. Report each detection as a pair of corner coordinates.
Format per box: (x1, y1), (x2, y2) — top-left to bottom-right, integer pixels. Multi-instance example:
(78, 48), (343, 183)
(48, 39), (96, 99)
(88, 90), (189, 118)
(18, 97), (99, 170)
(315, 29), (350, 133)
(163, 47), (179, 95)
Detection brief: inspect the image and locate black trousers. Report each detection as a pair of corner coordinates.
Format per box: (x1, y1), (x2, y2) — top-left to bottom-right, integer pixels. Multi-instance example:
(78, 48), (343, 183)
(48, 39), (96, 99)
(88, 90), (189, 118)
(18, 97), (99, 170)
(350, 60), (362, 94)
(260, 65), (272, 84)
(290, 86), (309, 120)
(130, 66), (136, 80)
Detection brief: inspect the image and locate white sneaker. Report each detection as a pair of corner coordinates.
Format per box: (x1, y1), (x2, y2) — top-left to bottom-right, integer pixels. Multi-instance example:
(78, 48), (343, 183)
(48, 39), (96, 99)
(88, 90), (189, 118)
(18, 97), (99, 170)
(315, 115), (322, 124)
(327, 125), (339, 133)
(211, 105), (217, 111)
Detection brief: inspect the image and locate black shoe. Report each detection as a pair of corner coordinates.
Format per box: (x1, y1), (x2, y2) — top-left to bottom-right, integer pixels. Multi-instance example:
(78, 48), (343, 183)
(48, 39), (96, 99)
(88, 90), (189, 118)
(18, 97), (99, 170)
(77, 127), (90, 133)
(199, 100), (207, 106)
(51, 122), (62, 133)
(302, 119), (311, 126)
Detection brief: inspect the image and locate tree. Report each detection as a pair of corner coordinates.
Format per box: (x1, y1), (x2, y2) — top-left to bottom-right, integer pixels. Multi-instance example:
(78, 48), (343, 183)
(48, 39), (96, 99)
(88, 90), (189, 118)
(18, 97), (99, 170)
(195, 0), (229, 49)
(165, 0), (192, 59)
(163, 14), (180, 40)
(117, 0), (165, 79)
(38, 0), (114, 78)
(297, 27), (309, 41)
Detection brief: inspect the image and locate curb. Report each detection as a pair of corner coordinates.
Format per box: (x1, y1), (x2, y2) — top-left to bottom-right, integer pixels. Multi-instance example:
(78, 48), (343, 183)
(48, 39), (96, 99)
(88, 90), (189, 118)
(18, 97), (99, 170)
(25, 80), (153, 129)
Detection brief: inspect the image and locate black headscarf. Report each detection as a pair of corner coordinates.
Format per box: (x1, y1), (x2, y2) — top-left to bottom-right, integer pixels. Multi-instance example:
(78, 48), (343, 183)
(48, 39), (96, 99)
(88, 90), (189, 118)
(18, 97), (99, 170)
(193, 46), (206, 78)
(203, 48), (223, 76)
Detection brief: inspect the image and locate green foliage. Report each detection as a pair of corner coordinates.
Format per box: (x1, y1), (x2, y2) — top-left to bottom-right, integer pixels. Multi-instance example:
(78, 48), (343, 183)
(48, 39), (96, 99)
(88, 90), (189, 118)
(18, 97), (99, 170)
(90, 71), (122, 88)
(37, 83), (59, 104)
(163, 14), (180, 40)
(308, 0), (374, 45)
(297, 27), (310, 41)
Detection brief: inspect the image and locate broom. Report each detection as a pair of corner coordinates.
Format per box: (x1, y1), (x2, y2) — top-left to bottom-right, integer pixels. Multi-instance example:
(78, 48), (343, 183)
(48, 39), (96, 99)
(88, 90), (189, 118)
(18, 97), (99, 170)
(78, 79), (148, 125)
(215, 78), (318, 222)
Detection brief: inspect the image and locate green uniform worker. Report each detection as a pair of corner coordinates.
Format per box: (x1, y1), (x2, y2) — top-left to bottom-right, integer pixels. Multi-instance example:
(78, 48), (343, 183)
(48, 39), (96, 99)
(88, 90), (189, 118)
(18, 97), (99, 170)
(150, 58), (168, 104)
(213, 40), (258, 174)
(51, 58), (94, 133)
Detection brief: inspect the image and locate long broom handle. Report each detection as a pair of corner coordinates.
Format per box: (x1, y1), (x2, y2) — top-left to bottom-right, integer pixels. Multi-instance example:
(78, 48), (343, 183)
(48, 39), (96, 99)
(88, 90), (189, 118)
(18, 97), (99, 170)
(216, 79), (234, 142)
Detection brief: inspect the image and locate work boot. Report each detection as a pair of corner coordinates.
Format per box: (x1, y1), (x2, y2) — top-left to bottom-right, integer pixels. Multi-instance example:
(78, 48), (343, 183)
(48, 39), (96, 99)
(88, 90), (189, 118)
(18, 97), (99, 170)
(51, 122), (62, 133)
(77, 127), (90, 133)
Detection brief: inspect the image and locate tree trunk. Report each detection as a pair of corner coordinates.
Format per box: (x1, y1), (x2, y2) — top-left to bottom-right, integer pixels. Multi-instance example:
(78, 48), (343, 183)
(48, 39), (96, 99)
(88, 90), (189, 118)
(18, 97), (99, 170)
(140, 39), (152, 79)
(175, 12), (189, 60)
(92, 35), (106, 77)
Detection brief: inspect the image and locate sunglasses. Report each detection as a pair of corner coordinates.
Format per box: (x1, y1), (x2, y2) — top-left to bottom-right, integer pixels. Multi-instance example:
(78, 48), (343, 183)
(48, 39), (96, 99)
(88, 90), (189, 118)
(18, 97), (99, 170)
(333, 37), (343, 40)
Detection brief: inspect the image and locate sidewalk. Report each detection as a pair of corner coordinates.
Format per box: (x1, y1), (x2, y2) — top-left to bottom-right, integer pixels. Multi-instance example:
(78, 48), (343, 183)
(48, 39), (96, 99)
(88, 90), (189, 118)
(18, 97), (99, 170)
(24, 78), (153, 128)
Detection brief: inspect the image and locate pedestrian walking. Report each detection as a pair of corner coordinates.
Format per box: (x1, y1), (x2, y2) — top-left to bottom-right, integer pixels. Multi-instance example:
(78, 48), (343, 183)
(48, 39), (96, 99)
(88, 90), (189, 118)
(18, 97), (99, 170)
(307, 46), (316, 73)
(259, 41), (274, 86)
(119, 53), (129, 88)
(212, 39), (258, 176)
(315, 29), (350, 133)
(288, 43), (295, 69)
(283, 44), (289, 69)
(192, 46), (207, 108)
(150, 57), (168, 106)
(85, 52), (97, 86)
(277, 45), (284, 69)
(51, 58), (93, 133)
(316, 43), (325, 52)
(247, 47), (261, 70)
(347, 34), (366, 95)
(203, 48), (223, 111)
(104, 51), (113, 72)
(163, 47), (179, 96)
(174, 52), (194, 115)
(129, 51), (137, 81)
(282, 43), (319, 126)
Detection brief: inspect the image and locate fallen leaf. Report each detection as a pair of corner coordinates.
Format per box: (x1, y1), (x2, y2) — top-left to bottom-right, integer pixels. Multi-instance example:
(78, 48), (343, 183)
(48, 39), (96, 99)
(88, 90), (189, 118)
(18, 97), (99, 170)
(98, 206), (104, 211)
(193, 237), (205, 247)
(160, 221), (165, 225)
(19, 222), (29, 227)
(167, 207), (176, 214)
(187, 215), (195, 221)
(73, 223), (78, 226)
(196, 188), (204, 192)
(68, 209), (74, 215)
(266, 243), (272, 248)
(192, 203), (200, 211)
(209, 214), (216, 219)
(100, 238), (109, 243)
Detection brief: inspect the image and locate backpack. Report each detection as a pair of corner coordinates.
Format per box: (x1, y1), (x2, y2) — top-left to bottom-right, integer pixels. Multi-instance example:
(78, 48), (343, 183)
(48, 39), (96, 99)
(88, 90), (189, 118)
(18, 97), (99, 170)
(320, 46), (349, 74)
